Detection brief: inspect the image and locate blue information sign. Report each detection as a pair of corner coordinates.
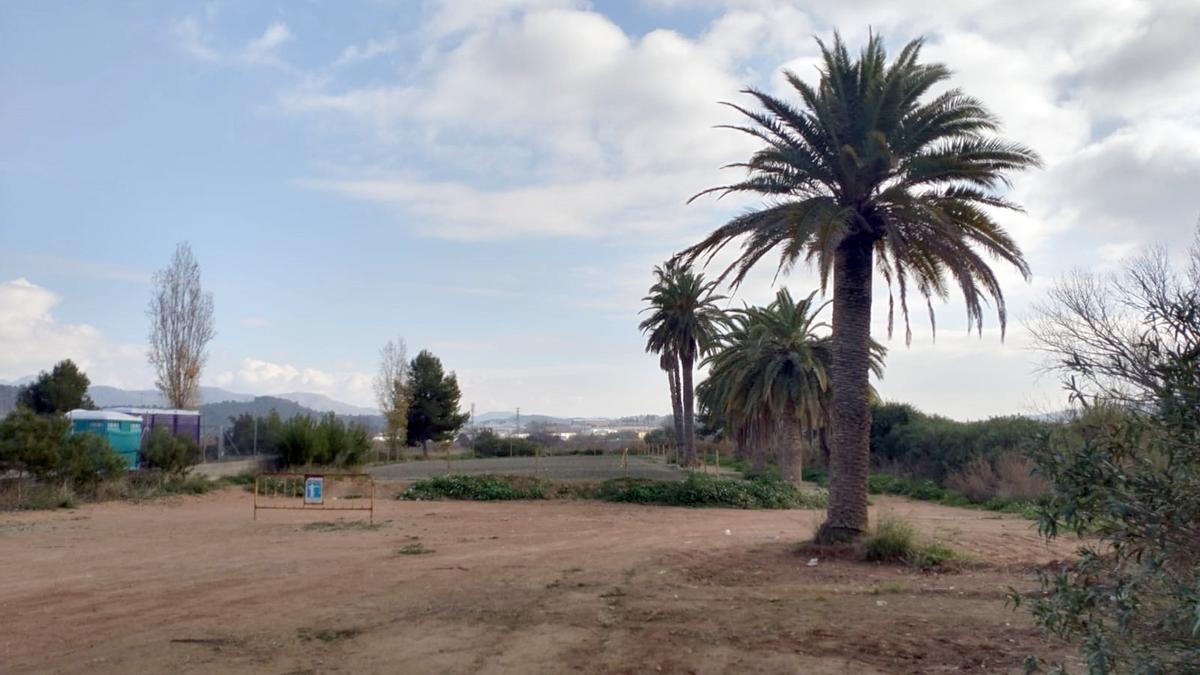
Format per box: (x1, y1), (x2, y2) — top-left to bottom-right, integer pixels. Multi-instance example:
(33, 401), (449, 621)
(304, 476), (324, 505)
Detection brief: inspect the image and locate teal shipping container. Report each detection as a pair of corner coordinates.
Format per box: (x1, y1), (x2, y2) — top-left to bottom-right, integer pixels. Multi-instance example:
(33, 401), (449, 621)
(66, 410), (144, 469)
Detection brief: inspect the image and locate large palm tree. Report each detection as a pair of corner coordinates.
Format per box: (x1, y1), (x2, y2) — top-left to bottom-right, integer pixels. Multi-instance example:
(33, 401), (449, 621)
(700, 289), (884, 482)
(659, 348), (685, 452)
(680, 33), (1039, 542)
(640, 260), (727, 466)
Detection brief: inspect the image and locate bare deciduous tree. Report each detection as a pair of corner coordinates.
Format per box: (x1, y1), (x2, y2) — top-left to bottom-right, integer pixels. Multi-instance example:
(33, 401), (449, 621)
(148, 243), (215, 410)
(374, 338), (410, 459)
(1030, 224), (1200, 407)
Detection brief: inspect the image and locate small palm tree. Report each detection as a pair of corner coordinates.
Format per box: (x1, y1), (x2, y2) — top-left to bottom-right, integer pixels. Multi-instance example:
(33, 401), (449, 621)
(640, 260), (727, 466)
(700, 289), (884, 482)
(681, 33), (1039, 542)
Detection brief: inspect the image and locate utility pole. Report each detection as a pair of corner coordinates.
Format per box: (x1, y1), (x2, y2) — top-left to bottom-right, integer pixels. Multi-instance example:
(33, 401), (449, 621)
(511, 407), (520, 457)
(253, 417), (258, 455)
(470, 403), (476, 458)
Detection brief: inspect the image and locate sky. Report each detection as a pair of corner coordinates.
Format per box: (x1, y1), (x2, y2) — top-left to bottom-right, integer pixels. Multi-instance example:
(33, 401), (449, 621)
(2, 0), (1198, 419)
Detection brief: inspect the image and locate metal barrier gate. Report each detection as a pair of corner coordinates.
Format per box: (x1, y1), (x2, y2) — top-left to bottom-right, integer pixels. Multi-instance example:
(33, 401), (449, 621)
(252, 472), (375, 524)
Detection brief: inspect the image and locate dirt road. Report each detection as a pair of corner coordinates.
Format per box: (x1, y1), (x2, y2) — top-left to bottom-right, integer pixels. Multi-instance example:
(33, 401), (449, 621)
(0, 486), (1079, 673)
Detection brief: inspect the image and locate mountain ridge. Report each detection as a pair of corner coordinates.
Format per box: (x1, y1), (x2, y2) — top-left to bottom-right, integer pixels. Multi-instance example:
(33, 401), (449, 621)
(0, 382), (377, 417)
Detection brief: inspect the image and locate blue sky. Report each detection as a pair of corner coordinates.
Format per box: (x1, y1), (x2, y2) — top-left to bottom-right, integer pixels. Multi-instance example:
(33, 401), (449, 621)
(2, 1), (1198, 418)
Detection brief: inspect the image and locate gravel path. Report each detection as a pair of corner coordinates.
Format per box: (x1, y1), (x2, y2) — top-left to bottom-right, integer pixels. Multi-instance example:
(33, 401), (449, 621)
(367, 454), (692, 482)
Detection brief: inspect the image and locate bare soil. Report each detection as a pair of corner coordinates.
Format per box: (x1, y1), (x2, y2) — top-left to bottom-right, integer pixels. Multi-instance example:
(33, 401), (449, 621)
(0, 486), (1081, 674)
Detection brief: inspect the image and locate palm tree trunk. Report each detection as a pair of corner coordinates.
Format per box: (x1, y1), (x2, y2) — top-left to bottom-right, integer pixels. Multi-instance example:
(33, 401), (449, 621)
(778, 405), (802, 485)
(680, 349), (696, 467)
(752, 439), (765, 475)
(818, 426), (830, 468)
(668, 359), (685, 456)
(815, 236), (874, 544)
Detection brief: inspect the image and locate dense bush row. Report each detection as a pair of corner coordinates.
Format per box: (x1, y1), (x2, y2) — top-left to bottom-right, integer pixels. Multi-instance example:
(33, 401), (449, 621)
(275, 414), (371, 468)
(402, 474), (557, 500)
(400, 472), (826, 510)
(0, 409), (221, 510)
(470, 429), (540, 457)
(142, 427), (201, 476)
(598, 473), (826, 509)
(802, 466), (1037, 518)
(869, 402), (1052, 481)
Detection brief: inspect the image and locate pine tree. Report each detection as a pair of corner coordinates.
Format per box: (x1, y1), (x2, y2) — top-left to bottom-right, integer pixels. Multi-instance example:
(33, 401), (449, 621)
(405, 350), (470, 457)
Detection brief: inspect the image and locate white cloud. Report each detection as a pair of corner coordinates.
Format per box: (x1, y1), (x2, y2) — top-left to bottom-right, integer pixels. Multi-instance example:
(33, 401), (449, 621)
(173, 16), (220, 62)
(182, 0), (1200, 418)
(0, 280), (375, 407)
(239, 316), (271, 328)
(871, 326), (1067, 420)
(243, 21), (293, 66)
(0, 278), (150, 388)
(171, 15), (293, 68)
(425, 0), (581, 38)
(298, 166), (729, 239)
(1075, 1), (1200, 121)
(283, 7), (759, 239)
(213, 357), (373, 406)
(1028, 120), (1200, 255)
(333, 34), (403, 67)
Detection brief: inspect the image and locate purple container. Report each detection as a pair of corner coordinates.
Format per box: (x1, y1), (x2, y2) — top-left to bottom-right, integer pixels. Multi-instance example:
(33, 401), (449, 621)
(111, 407), (202, 446)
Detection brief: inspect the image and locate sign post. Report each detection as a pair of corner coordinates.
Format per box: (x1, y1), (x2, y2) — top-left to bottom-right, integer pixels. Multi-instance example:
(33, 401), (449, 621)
(252, 472), (374, 524)
(304, 475), (324, 505)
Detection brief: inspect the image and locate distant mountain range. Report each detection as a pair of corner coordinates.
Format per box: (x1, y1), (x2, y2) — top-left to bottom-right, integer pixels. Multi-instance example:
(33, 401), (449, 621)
(86, 385), (378, 416)
(0, 383), (664, 428)
(471, 411), (667, 429)
(0, 384), (16, 416)
(198, 396), (382, 431)
(0, 382), (379, 418)
(473, 411), (575, 425)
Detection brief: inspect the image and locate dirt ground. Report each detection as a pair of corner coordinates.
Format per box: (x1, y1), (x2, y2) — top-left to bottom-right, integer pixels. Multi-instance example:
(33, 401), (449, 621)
(0, 485), (1082, 674)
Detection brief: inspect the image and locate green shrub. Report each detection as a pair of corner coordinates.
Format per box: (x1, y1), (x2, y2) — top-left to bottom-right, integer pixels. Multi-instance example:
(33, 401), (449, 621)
(277, 414), (369, 468)
(221, 470), (258, 487)
(1019, 401), (1200, 672)
(123, 470), (218, 499)
(0, 410), (125, 492)
(142, 427), (201, 477)
(323, 414), (370, 467)
(906, 541), (961, 570)
(277, 415), (325, 466)
(0, 408), (69, 482)
(870, 402), (1052, 482)
(13, 483), (78, 510)
(401, 474), (551, 501)
(862, 512), (918, 562)
(470, 429), (540, 457)
(598, 473), (825, 510)
(861, 513), (962, 569)
(59, 432), (126, 491)
(862, 470), (1033, 516)
(399, 473), (825, 509)
(163, 474), (218, 495)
